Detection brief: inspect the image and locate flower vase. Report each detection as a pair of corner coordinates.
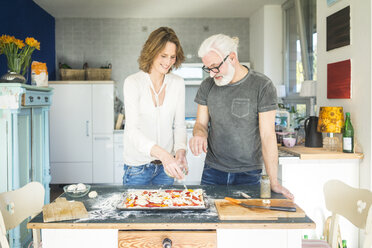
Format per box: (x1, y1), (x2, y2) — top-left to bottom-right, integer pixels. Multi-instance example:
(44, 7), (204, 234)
(1, 57), (26, 83)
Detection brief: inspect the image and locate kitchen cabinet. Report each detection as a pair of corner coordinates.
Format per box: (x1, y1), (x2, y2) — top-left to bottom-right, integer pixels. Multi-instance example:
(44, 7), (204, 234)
(0, 83), (53, 248)
(278, 151), (360, 247)
(175, 129), (205, 185)
(113, 131), (124, 184)
(49, 81), (114, 184)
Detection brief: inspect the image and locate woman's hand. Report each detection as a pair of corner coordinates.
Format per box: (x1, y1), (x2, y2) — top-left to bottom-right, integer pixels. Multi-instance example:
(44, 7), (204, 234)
(175, 149), (188, 175)
(151, 145), (185, 180)
(161, 153), (185, 180)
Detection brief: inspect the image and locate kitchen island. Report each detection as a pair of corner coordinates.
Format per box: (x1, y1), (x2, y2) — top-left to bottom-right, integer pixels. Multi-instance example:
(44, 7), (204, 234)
(28, 185), (314, 248)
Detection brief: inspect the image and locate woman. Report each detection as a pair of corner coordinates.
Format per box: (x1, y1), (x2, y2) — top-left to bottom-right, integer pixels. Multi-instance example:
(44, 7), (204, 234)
(122, 27), (187, 185)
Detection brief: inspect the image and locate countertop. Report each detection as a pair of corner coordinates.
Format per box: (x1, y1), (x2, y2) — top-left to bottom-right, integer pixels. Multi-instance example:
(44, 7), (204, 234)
(28, 185), (314, 230)
(279, 145), (364, 160)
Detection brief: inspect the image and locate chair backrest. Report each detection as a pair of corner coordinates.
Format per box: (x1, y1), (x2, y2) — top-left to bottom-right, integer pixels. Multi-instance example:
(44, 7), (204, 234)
(324, 180), (372, 248)
(0, 182), (45, 248)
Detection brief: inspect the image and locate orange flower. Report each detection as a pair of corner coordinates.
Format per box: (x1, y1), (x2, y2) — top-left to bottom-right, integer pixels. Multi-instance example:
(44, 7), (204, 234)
(0, 35), (15, 44)
(25, 37), (40, 50)
(14, 39), (25, 49)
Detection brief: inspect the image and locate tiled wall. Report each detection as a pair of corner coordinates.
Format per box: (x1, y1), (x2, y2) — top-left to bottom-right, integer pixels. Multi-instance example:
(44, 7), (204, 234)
(56, 18), (250, 116)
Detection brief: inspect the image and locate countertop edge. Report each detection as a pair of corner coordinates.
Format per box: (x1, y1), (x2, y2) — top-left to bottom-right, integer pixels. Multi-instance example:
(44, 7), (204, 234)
(27, 222), (315, 230)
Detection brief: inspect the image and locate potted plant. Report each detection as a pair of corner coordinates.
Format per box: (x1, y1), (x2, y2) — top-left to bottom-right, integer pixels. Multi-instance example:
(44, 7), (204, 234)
(0, 35), (40, 83)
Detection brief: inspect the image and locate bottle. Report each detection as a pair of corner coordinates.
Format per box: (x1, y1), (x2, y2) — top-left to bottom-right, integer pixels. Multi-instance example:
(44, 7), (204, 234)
(343, 112), (354, 153)
(342, 240), (347, 248)
(260, 175), (271, 198)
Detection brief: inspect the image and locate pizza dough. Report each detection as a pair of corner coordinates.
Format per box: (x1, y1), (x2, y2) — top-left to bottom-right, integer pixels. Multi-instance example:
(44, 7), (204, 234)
(88, 191), (98, 198)
(66, 183), (87, 192)
(67, 184), (77, 192)
(76, 183), (87, 191)
(122, 189), (205, 209)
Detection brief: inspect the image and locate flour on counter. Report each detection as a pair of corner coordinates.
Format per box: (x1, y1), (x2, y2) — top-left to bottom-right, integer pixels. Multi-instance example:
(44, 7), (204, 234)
(75, 192), (218, 222)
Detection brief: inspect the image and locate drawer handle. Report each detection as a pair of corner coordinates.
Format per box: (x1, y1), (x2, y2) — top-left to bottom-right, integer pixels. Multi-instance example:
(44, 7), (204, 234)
(163, 238), (172, 248)
(45, 96), (49, 102)
(29, 96), (34, 102)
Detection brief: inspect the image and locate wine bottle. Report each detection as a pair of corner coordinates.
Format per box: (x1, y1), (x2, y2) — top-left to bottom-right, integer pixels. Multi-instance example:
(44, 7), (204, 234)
(343, 112), (354, 153)
(342, 240), (347, 248)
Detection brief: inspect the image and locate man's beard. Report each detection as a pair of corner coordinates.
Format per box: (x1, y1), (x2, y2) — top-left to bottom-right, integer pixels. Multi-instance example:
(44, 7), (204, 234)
(213, 61), (235, 86)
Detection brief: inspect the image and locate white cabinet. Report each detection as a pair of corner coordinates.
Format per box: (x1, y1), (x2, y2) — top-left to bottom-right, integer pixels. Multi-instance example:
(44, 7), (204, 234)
(278, 157), (360, 247)
(175, 130), (205, 185)
(113, 131), (124, 184)
(49, 82), (114, 184)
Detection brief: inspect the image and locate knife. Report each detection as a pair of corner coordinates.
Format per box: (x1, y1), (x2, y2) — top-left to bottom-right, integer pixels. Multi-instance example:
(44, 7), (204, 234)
(224, 197), (296, 212)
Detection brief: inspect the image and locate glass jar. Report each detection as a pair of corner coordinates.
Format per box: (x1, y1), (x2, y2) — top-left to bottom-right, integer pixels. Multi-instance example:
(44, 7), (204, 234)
(260, 175), (271, 198)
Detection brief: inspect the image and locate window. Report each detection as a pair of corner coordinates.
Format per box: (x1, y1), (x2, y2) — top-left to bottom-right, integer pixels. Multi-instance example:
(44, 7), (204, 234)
(282, 0), (317, 117)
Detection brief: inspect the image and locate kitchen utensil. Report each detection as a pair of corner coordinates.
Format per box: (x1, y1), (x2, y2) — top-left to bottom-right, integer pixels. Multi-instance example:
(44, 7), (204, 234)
(240, 192), (251, 199)
(224, 197), (296, 212)
(63, 184), (91, 198)
(214, 198), (305, 220)
(304, 116), (323, 147)
(42, 197), (89, 222)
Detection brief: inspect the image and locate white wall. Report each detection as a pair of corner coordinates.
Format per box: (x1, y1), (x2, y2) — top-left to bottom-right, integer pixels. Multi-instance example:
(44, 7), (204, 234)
(250, 5), (283, 86)
(250, 7), (264, 73)
(316, 0), (372, 190)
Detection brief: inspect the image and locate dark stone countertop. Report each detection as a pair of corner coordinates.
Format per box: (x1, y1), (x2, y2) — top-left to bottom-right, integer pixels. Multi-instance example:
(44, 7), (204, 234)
(28, 185), (314, 230)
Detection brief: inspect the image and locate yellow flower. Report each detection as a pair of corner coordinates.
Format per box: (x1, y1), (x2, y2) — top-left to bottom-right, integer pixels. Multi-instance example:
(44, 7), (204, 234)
(0, 34), (41, 76)
(14, 39), (25, 49)
(25, 37), (40, 50)
(0, 35), (15, 44)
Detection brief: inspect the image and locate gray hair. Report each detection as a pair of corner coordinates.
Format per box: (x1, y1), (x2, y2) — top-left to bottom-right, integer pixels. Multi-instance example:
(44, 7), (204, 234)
(198, 34), (239, 59)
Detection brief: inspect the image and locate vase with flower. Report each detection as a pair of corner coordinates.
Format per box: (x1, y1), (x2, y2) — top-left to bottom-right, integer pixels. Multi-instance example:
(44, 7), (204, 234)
(0, 35), (40, 83)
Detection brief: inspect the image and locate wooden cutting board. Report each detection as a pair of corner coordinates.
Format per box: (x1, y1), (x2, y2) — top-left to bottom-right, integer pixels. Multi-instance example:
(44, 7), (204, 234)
(214, 199), (305, 220)
(43, 197), (89, 222)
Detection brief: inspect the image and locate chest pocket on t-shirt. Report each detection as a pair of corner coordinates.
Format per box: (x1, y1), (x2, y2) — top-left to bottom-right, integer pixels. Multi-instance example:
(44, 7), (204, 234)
(231, 98), (250, 118)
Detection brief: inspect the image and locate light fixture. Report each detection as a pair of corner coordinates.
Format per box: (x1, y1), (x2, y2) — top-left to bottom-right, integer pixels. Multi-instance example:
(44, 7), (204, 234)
(300, 80), (317, 116)
(317, 107), (344, 151)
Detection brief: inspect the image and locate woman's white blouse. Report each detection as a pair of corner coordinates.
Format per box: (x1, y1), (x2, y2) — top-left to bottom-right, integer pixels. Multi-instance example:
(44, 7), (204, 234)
(123, 71), (187, 165)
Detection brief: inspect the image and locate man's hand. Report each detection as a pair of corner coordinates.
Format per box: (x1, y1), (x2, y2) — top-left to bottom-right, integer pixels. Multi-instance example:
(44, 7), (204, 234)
(271, 182), (294, 200)
(189, 136), (208, 156)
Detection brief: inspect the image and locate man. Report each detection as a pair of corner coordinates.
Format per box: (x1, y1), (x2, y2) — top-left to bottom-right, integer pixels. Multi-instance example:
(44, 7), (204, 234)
(189, 34), (293, 200)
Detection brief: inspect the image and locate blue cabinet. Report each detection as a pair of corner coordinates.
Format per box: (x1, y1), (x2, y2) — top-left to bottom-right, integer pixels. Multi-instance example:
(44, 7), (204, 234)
(0, 83), (53, 247)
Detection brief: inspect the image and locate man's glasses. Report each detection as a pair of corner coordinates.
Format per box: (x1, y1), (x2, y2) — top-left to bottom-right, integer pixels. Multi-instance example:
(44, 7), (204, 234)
(202, 55), (229, 73)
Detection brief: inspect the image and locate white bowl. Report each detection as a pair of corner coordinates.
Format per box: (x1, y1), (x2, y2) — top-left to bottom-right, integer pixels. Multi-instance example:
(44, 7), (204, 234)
(63, 184), (90, 198)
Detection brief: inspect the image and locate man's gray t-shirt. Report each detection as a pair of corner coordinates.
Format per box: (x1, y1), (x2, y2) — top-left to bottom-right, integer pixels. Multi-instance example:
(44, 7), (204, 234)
(194, 69), (277, 173)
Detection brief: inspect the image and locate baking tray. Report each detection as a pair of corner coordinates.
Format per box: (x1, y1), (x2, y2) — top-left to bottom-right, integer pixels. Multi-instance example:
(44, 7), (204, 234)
(116, 189), (210, 211)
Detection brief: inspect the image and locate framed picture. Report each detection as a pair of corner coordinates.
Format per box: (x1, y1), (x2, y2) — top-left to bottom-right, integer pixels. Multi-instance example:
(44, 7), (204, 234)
(327, 6), (350, 51)
(327, 59), (351, 99)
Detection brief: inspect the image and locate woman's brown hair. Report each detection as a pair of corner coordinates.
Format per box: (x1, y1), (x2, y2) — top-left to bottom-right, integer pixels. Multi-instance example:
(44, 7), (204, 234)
(138, 27), (185, 73)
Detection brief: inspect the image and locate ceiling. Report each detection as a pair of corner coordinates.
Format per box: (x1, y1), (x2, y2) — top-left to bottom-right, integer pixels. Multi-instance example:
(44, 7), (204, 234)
(33, 0), (286, 18)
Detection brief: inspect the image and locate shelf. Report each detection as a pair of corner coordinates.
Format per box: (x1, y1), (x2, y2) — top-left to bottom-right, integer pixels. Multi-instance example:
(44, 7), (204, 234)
(279, 146), (364, 160)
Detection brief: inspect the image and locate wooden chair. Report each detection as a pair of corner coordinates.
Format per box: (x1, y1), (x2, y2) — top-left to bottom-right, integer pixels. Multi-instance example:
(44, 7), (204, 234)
(303, 180), (372, 248)
(0, 182), (45, 248)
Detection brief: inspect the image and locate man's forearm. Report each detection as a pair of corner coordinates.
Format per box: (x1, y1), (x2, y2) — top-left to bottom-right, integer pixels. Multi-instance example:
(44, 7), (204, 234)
(193, 122), (208, 138)
(261, 134), (279, 185)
